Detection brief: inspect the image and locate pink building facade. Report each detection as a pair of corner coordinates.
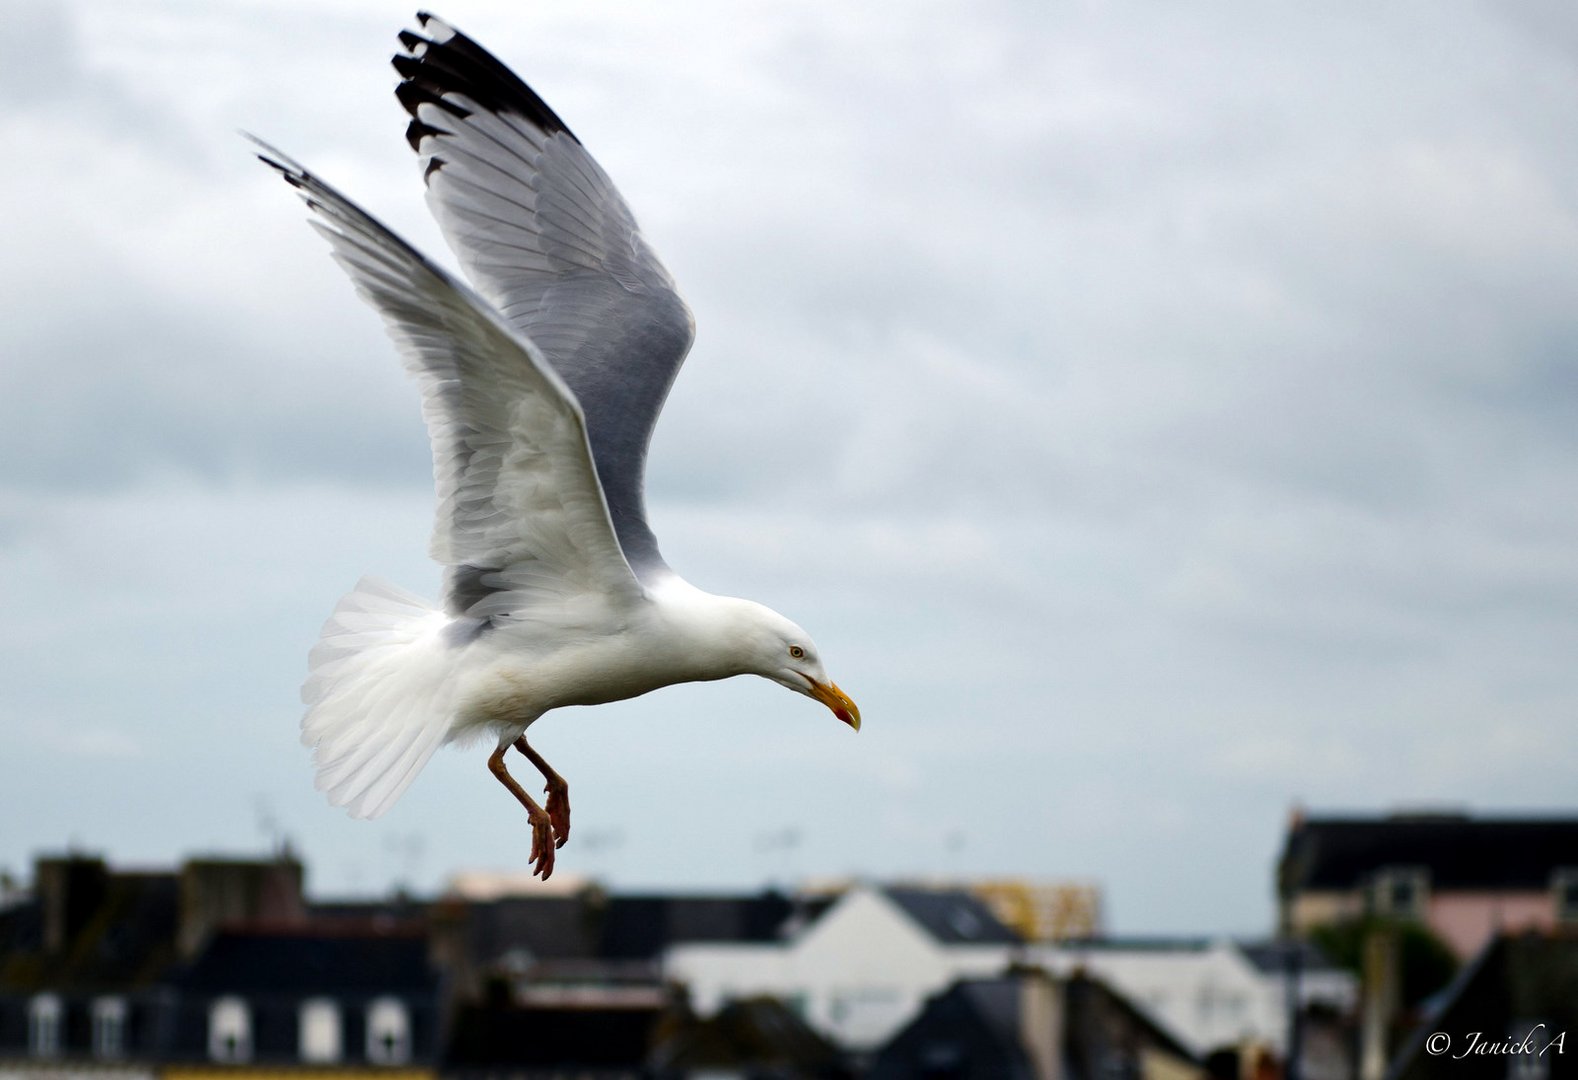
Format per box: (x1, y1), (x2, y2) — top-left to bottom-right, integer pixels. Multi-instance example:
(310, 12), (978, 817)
(1279, 810), (1578, 962)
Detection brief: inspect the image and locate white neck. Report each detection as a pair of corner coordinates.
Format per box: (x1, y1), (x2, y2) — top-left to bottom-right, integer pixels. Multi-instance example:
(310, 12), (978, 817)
(645, 578), (782, 683)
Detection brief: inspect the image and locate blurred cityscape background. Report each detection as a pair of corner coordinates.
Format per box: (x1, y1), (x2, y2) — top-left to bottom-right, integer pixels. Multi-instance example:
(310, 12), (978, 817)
(4, 805), (1577, 1078)
(7, 1), (1578, 1077)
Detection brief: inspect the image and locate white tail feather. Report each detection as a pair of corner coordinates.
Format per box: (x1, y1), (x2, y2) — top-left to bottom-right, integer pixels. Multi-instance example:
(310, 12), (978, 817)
(301, 577), (459, 819)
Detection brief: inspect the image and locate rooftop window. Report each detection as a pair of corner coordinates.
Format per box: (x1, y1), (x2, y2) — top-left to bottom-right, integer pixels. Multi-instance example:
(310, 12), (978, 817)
(299, 998), (342, 1063)
(29, 994), (62, 1058)
(366, 997), (411, 1065)
(209, 996), (252, 1063)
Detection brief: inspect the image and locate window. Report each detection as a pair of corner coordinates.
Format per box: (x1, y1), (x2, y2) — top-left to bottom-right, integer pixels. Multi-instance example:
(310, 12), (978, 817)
(209, 997), (252, 1063)
(299, 998), (342, 1063)
(1369, 867), (1428, 920)
(29, 994), (62, 1058)
(1553, 869), (1578, 923)
(93, 996), (128, 1058)
(365, 997), (410, 1065)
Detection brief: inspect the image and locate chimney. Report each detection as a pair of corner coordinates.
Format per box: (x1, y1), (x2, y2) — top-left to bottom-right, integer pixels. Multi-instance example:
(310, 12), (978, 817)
(1018, 967), (1064, 1080)
(37, 855), (109, 954)
(427, 895), (479, 1000)
(178, 853), (305, 957)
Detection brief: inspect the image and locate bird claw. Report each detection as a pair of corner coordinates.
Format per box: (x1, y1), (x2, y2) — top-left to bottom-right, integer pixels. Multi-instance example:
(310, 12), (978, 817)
(527, 807), (557, 880)
(544, 780), (571, 849)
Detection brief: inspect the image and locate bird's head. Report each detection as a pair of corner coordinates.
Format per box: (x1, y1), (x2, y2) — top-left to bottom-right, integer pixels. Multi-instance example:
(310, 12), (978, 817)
(725, 600), (861, 732)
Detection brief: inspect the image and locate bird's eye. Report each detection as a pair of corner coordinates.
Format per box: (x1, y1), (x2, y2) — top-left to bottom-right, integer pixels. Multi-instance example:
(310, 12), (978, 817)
(788, 645), (806, 660)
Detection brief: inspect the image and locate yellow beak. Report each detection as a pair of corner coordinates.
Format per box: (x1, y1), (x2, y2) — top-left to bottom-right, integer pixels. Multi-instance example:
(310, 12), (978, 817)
(809, 680), (861, 732)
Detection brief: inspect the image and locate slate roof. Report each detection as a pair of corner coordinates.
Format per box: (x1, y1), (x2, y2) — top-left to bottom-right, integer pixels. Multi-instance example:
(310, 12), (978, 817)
(172, 928), (437, 995)
(870, 970), (1199, 1080)
(867, 975), (1037, 1080)
(446, 997), (665, 1071)
(463, 894), (597, 965)
(598, 892), (799, 959)
(1280, 814), (1578, 892)
(884, 887), (1022, 945)
(1236, 938), (1344, 975)
(309, 895), (431, 929)
(1388, 932), (1578, 1080)
(651, 996), (849, 1076)
(461, 889), (802, 970)
(1062, 971), (1199, 1076)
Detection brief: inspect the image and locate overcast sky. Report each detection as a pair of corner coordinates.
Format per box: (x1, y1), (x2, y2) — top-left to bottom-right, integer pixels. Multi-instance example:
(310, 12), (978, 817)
(3, 0), (1577, 934)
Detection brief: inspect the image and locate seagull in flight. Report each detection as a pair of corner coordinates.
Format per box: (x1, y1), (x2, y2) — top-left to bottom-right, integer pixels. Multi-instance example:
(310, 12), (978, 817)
(256, 12), (860, 879)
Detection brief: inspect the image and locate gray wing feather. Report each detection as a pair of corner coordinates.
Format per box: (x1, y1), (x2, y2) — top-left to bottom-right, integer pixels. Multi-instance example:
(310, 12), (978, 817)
(253, 139), (645, 621)
(394, 14), (695, 585)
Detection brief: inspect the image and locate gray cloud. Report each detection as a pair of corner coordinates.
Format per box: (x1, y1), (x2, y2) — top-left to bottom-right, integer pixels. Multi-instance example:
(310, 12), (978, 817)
(3, 0), (1577, 933)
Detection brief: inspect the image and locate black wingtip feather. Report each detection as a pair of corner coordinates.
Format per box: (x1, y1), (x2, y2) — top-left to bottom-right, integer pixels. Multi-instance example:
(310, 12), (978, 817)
(244, 137), (312, 192)
(395, 78), (472, 120)
(393, 15), (580, 146)
(405, 116), (450, 151)
(254, 152), (287, 178)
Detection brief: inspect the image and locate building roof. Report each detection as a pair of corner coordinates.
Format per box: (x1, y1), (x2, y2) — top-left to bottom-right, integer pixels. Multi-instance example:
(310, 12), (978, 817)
(869, 970), (1197, 1080)
(463, 894), (597, 965)
(172, 928), (437, 995)
(867, 975), (1038, 1079)
(651, 996), (848, 1075)
(461, 889), (803, 971)
(598, 892), (800, 959)
(1236, 938), (1344, 975)
(1280, 814), (1578, 892)
(446, 997), (666, 1071)
(1062, 971), (1199, 1075)
(884, 887), (1022, 945)
(1388, 932), (1578, 1080)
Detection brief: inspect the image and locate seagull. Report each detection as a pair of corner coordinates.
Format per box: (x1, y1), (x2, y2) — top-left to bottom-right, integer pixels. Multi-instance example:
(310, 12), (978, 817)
(256, 12), (860, 880)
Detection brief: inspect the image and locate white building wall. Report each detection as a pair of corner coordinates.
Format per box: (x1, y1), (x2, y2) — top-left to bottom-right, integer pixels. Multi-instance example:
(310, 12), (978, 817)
(664, 886), (1016, 1050)
(1031, 941), (1356, 1057)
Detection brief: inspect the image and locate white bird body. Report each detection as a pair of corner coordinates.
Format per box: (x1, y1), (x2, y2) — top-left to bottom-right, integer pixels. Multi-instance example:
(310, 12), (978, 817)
(302, 572), (829, 828)
(261, 13), (859, 876)
(450, 586), (799, 731)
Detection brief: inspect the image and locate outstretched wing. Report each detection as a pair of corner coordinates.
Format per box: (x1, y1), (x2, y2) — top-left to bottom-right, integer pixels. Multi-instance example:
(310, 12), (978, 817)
(394, 13), (695, 585)
(254, 140), (645, 621)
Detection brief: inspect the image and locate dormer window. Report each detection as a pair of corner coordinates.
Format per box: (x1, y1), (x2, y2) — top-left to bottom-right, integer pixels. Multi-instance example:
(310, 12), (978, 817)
(92, 997), (128, 1058)
(209, 996), (252, 1063)
(947, 906), (982, 939)
(366, 997), (411, 1065)
(1554, 869), (1578, 923)
(29, 994), (62, 1058)
(1369, 867), (1428, 920)
(299, 998), (342, 1063)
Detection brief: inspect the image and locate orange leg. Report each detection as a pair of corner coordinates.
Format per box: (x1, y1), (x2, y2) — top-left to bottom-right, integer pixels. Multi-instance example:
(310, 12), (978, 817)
(515, 735), (570, 848)
(488, 745), (556, 879)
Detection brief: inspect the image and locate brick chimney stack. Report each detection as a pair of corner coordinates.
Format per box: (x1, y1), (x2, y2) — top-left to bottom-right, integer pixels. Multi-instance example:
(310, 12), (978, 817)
(178, 853), (306, 958)
(37, 854), (109, 954)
